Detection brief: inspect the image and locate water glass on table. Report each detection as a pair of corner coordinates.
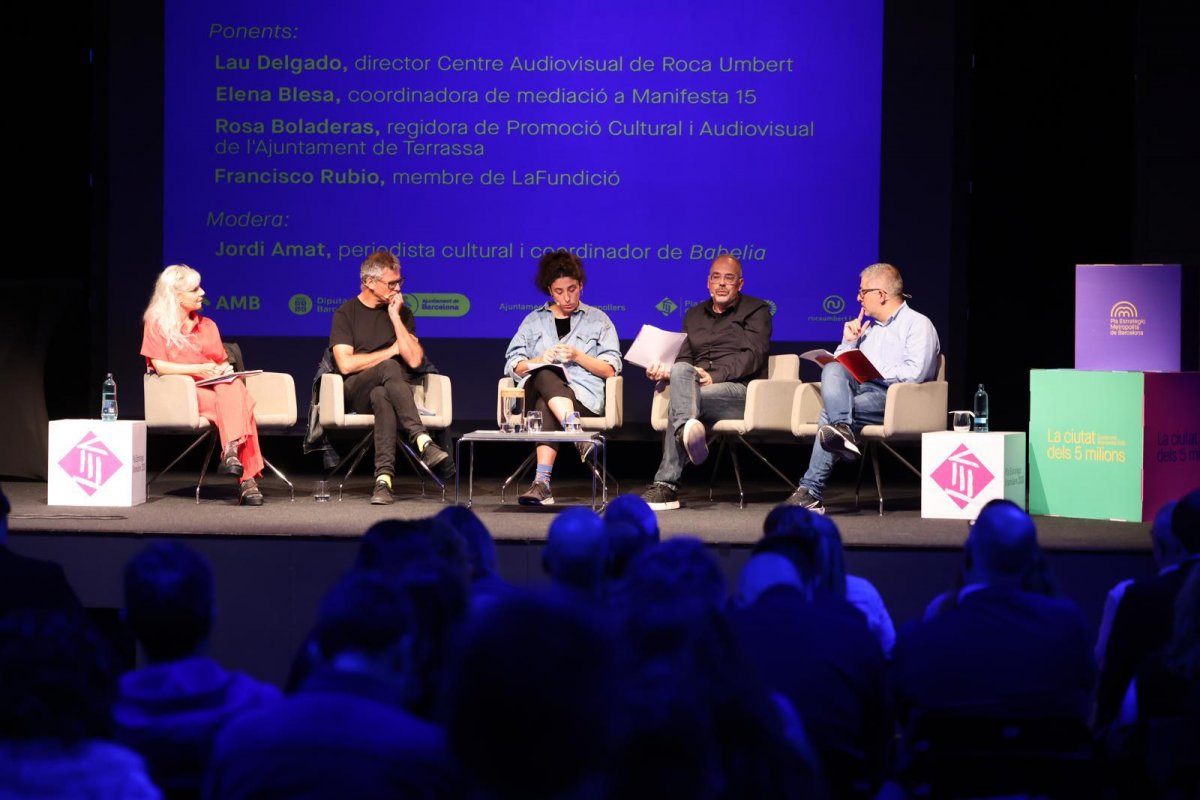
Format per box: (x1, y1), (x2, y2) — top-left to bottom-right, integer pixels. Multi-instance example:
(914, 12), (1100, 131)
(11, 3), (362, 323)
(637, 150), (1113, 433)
(525, 410), (543, 432)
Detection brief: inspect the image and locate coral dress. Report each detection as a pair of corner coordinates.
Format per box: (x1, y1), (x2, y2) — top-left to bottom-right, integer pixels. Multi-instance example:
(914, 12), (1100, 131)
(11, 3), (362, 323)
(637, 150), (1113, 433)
(141, 316), (263, 479)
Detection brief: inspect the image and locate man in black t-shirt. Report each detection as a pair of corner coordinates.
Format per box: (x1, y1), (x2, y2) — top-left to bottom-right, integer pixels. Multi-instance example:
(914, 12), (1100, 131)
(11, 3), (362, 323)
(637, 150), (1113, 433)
(329, 250), (454, 504)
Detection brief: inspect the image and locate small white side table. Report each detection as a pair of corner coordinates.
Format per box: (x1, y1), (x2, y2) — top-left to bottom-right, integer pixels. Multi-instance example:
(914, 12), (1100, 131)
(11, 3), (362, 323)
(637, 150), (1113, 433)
(48, 419), (147, 507)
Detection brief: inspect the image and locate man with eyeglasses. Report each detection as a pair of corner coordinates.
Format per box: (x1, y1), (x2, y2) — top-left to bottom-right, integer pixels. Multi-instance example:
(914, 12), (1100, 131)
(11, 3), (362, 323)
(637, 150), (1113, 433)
(786, 262), (939, 514)
(329, 249), (454, 504)
(641, 254), (772, 510)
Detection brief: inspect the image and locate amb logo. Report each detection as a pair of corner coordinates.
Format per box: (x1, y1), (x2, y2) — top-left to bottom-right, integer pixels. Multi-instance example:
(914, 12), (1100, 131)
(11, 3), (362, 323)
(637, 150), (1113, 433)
(202, 296), (261, 311)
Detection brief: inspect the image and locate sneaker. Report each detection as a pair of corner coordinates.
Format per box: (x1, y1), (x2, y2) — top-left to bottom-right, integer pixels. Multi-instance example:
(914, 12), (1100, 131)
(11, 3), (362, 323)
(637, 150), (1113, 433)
(818, 422), (861, 461)
(238, 479), (263, 506)
(370, 480), (394, 505)
(576, 440), (595, 464)
(219, 446), (244, 477)
(641, 482), (680, 511)
(419, 441), (456, 480)
(680, 419), (708, 465)
(518, 480), (554, 506)
(785, 486), (825, 514)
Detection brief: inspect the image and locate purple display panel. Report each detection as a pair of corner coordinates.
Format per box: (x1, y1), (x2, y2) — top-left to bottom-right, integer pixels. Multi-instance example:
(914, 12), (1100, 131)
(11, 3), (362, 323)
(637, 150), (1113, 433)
(1075, 264), (1180, 371)
(1142, 372), (1200, 521)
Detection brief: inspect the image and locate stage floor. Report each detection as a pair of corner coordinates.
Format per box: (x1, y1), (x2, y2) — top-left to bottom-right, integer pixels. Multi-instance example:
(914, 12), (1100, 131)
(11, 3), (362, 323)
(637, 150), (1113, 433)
(5, 472), (1150, 552)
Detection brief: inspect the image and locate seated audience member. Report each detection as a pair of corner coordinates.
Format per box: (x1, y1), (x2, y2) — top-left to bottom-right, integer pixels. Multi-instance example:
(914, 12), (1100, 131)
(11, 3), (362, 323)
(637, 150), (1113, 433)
(891, 500), (1095, 724)
(602, 494), (660, 582)
(443, 593), (615, 800)
(503, 249), (622, 507)
(434, 505), (513, 610)
(1096, 500), (1183, 670)
(619, 537), (728, 611)
(612, 594), (822, 800)
(786, 262), (939, 514)
(0, 609), (161, 799)
(757, 505), (896, 657)
(1107, 565), (1200, 798)
(115, 543), (279, 798)
(728, 509), (892, 797)
(0, 484), (84, 616)
(542, 507), (609, 604)
(206, 571), (450, 799)
(1096, 488), (1200, 729)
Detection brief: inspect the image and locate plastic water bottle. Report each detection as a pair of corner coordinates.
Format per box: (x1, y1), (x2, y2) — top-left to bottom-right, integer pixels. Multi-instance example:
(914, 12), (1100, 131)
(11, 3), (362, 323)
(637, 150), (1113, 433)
(972, 383), (989, 432)
(101, 373), (118, 421)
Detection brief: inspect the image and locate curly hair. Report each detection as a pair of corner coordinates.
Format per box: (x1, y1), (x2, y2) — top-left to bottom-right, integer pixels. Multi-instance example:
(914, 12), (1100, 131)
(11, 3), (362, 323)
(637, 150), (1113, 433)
(534, 249), (585, 295)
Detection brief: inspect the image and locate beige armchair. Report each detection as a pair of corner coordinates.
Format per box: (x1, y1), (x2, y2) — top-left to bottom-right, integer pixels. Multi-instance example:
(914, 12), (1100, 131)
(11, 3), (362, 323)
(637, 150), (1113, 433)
(855, 355), (948, 514)
(494, 375), (623, 500)
(144, 370), (298, 503)
(317, 371), (453, 500)
(651, 354), (801, 508)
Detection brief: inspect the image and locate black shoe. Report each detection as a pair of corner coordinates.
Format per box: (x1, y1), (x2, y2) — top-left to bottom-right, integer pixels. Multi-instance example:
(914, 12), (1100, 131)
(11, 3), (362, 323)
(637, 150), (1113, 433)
(576, 440), (595, 464)
(238, 479), (263, 506)
(785, 486), (825, 514)
(818, 422), (861, 461)
(518, 480), (554, 506)
(420, 441), (456, 480)
(371, 480), (394, 505)
(641, 482), (680, 511)
(219, 447), (244, 477)
(680, 419), (708, 465)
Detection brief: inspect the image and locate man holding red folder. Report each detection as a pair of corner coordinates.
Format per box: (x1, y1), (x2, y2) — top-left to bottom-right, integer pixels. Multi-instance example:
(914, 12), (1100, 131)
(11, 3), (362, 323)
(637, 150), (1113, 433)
(787, 263), (940, 514)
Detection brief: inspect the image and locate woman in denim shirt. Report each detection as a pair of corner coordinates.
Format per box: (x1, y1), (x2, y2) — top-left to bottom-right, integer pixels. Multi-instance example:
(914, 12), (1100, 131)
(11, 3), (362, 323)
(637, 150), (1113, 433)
(504, 250), (622, 506)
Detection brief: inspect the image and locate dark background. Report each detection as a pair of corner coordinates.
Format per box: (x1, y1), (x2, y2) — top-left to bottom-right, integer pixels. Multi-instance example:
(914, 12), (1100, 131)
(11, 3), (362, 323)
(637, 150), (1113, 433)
(2, 0), (1196, 481)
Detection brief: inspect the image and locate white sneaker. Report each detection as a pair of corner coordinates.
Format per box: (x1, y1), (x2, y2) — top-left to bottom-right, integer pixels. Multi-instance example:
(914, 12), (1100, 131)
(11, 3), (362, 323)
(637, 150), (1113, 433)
(681, 419), (708, 465)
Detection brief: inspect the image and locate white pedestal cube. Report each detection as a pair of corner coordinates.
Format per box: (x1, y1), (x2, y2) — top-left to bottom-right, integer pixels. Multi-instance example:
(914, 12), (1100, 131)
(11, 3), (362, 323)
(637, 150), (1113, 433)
(47, 420), (147, 507)
(921, 431), (1026, 520)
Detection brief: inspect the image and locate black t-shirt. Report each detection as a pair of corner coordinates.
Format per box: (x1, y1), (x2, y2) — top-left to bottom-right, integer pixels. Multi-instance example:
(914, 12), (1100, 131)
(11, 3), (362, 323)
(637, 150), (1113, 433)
(329, 299), (417, 372)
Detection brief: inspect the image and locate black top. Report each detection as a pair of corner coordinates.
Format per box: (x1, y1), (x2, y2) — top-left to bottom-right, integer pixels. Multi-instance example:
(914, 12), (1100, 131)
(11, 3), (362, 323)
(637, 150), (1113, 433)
(677, 293), (772, 384)
(329, 299), (417, 372)
(554, 316), (571, 339)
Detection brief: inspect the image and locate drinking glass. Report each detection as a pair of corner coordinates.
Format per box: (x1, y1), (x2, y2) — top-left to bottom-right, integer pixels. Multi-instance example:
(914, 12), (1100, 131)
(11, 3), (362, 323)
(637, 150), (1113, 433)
(950, 410), (975, 432)
(314, 480), (331, 502)
(525, 411), (543, 432)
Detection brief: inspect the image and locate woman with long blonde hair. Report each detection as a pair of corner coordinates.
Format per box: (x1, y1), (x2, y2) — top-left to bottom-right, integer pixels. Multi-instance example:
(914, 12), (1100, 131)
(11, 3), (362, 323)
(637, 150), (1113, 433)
(141, 265), (264, 505)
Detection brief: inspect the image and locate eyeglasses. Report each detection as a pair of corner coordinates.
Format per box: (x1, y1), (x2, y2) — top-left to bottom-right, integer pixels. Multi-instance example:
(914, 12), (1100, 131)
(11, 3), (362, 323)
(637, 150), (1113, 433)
(708, 273), (741, 285)
(857, 287), (886, 299)
(376, 277), (404, 290)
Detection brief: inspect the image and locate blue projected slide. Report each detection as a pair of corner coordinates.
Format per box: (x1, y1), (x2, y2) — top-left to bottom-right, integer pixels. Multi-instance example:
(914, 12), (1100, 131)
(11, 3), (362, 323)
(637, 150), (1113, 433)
(164, 0), (882, 340)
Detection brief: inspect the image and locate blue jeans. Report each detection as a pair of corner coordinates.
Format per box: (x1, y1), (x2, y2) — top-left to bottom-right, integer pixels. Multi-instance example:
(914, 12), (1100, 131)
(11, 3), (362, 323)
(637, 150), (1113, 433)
(799, 362), (888, 498)
(653, 362), (748, 486)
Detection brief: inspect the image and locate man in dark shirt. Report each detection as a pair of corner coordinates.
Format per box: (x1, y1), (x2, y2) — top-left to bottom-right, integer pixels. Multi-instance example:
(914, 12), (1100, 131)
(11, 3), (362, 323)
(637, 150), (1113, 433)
(329, 249), (454, 505)
(641, 255), (771, 510)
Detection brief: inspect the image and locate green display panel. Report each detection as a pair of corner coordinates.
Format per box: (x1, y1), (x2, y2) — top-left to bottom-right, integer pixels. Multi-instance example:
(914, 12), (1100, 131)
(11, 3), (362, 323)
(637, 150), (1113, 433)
(1028, 370), (1145, 521)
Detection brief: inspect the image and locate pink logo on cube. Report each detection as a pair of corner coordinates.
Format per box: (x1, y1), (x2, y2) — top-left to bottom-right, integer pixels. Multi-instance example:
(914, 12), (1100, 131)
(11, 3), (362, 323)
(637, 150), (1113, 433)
(931, 444), (994, 509)
(58, 432), (123, 496)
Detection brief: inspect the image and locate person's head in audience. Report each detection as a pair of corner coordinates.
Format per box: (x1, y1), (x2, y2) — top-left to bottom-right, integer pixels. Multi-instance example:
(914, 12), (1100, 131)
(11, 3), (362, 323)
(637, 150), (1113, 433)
(124, 542), (214, 664)
(434, 505), (498, 582)
(621, 537), (726, 610)
(755, 504), (827, 594)
(1171, 488), (1200, 553)
(357, 516), (471, 584)
(0, 609), (117, 743)
(1150, 500), (1184, 569)
(542, 507), (609, 600)
(309, 571), (414, 689)
(733, 553), (805, 609)
(603, 494), (660, 580)
(443, 592), (614, 800)
(391, 557), (469, 718)
(963, 499), (1041, 587)
(1165, 565), (1200, 682)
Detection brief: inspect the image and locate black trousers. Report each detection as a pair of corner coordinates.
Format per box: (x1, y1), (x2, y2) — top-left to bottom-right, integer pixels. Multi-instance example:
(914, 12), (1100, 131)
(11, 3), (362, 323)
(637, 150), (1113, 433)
(523, 369), (598, 436)
(343, 359), (426, 477)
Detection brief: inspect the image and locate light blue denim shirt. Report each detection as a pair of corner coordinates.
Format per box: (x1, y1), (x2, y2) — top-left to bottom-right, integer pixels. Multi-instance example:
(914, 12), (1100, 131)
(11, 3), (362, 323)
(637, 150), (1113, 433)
(504, 302), (622, 414)
(835, 301), (940, 384)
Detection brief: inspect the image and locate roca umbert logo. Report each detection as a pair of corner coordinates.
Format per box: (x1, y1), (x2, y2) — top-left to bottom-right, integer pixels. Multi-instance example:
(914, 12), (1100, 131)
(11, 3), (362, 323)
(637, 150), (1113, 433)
(57, 431), (123, 496)
(822, 295), (845, 315)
